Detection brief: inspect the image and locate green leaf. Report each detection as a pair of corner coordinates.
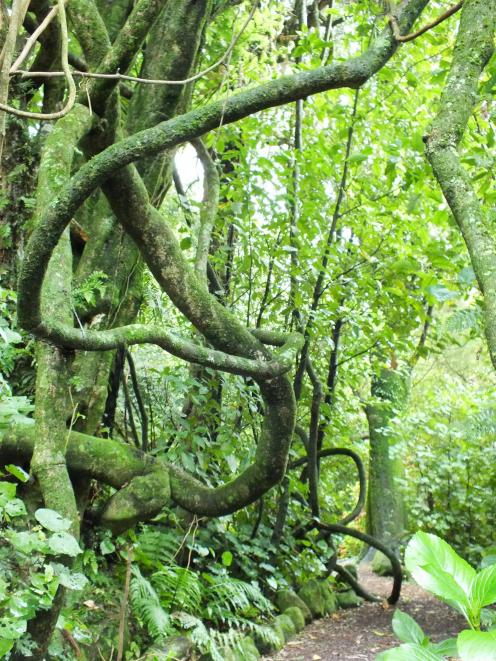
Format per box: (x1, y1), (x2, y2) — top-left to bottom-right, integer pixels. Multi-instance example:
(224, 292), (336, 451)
(8, 530), (42, 554)
(457, 630), (496, 661)
(392, 610), (427, 645)
(471, 564), (496, 611)
(0, 482), (16, 506)
(35, 508), (72, 532)
(404, 532), (475, 621)
(430, 637), (458, 656)
(180, 236), (192, 250)
(4, 465), (29, 483)
(100, 539), (116, 555)
(51, 563), (88, 591)
(426, 284), (458, 302)
(0, 639), (13, 656)
(221, 551), (233, 567)
(376, 643), (443, 660)
(47, 532), (82, 557)
(0, 618), (27, 640)
(4, 498), (26, 517)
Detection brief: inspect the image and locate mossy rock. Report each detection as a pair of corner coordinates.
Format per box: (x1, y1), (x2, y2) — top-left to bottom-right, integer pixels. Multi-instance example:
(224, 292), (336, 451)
(321, 582), (338, 615)
(336, 589), (364, 609)
(284, 606), (305, 632)
(371, 550), (394, 577)
(274, 613), (296, 641)
(253, 623), (285, 654)
(143, 636), (193, 660)
(223, 636), (260, 661)
(275, 589), (312, 623)
(297, 579), (326, 618)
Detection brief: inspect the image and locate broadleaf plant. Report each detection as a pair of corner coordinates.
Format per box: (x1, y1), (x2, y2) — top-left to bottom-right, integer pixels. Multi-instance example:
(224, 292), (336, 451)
(377, 532), (496, 660)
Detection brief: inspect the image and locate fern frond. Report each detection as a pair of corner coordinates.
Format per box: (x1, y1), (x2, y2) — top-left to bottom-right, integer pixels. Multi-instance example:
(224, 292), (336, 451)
(204, 577), (273, 622)
(130, 566), (174, 641)
(134, 528), (179, 569)
(173, 611), (209, 642)
(152, 566), (202, 613)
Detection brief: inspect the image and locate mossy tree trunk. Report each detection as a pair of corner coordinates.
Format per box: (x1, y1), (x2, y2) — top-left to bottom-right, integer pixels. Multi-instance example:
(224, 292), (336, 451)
(366, 367), (409, 553)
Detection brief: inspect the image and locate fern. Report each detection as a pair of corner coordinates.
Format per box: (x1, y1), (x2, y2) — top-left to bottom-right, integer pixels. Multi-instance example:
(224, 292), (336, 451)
(134, 528), (179, 570)
(129, 566), (174, 642)
(204, 577), (273, 623)
(173, 612), (243, 661)
(446, 306), (483, 334)
(152, 566), (202, 613)
(172, 611), (211, 647)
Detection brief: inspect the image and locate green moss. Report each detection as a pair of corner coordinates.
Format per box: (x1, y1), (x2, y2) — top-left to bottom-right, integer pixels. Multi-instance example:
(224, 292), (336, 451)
(283, 606), (305, 632)
(336, 590), (363, 609)
(275, 589), (312, 623)
(274, 613), (296, 641)
(297, 580), (326, 619)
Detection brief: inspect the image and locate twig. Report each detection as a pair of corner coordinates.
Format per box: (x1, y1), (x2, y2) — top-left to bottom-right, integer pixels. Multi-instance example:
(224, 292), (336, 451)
(61, 628), (82, 658)
(11, 0), (67, 72)
(0, 0), (76, 121)
(389, 0), (464, 43)
(11, 0), (260, 89)
(0, 0), (30, 165)
(116, 546), (133, 661)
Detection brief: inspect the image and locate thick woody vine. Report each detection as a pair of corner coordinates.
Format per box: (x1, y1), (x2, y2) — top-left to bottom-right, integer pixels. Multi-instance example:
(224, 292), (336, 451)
(7, 0), (430, 529)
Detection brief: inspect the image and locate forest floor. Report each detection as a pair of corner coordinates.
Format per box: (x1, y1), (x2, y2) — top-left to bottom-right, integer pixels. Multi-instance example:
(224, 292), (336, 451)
(263, 565), (464, 660)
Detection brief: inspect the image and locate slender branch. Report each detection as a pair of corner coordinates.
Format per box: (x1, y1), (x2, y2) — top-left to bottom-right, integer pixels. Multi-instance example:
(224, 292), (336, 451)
(0, 0), (30, 163)
(389, 0), (463, 43)
(310, 521), (403, 604)
(289, 447), (366, 526)
(0, 0), (76, 122)
(10, 0), (260, 91)
(117, 547), (133, 661)
(126, 351), (149, 452)
(11, 0), (67, 72)
(122, 374), (140, 448)
(192, 138), (220, 285)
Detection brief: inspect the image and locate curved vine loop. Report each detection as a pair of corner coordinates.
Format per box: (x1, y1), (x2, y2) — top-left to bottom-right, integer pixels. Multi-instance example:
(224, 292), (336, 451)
(313, 522), (403, 605)
(289, 446), (366, 526)
(288, 437), (400, 603)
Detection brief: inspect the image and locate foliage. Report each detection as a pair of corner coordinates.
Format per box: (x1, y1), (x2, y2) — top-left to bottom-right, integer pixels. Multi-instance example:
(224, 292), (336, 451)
(0, 478), (86, 657)
(127, 525), (275, 660)
(377, 532), (496, 660)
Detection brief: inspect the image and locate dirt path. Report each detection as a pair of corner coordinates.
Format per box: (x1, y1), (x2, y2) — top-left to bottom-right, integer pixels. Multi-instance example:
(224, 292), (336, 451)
(264, 565), (464, 661)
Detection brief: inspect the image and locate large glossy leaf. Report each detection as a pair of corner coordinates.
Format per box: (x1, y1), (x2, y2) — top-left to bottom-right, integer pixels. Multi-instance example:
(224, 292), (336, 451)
(457, 630), (496, 661)
(47, 532), (82, 557)
(392, 610), (427, 646)
(34, 508), (72, 532)
(470, 564), (496, 611)
(404, 532), (474, 619)
(376, 643), (443, 660)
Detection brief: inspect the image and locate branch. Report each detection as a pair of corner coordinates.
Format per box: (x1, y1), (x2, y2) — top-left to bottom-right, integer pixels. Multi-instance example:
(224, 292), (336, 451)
(0, 0), (76, 122)
(309, 521), (403, 604)
(30, 317), (302, 379)
(424, 0), (496, 367)
(389, 0), (463, 43)
(192, 138), (220, 285)
(18, 0), (431, 337)
(289, 447), (366, 526)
